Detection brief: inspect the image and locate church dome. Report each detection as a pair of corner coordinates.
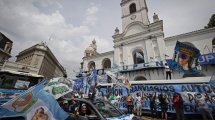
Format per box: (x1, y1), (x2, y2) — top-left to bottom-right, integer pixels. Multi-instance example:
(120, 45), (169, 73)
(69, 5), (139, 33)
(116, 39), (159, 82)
(84, 39), (97, 57)
(85, 46), (94, 52)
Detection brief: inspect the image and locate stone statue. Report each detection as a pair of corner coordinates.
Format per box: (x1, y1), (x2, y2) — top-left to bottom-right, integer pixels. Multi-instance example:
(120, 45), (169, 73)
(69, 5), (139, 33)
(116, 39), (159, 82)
(115, 27), (119, 34)
(153, 13), (159, 22)
(91, 39), (97, 51)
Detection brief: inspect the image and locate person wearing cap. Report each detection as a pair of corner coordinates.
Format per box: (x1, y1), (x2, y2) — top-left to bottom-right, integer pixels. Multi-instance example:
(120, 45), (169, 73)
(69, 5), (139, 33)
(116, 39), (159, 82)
(195, 93), (214, 120)
(62, 100), (69, 112)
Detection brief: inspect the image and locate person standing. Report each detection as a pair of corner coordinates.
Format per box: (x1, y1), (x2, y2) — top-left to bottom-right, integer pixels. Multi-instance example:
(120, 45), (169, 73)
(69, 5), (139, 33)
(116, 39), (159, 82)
(173, 93), (184, 120)
(135, 93), (142, 116)
(164, 63), (171, 80)
(149, 92), (157, 118)
(126, 94), (133, 114)
(196, 93), (214, 120)
(159, 94), (168, 120)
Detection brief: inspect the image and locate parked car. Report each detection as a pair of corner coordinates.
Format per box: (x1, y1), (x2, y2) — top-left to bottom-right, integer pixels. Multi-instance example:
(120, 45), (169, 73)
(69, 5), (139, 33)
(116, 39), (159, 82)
(65, 98), (140, 120)
(1, 98), (140, 120)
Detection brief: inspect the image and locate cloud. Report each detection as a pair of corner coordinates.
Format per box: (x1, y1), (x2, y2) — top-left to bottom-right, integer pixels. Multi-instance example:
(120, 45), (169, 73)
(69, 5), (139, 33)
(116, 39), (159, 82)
(0, 0), (100, 78)
(1, 0), (215, 79)
(83, 4), (99, 26)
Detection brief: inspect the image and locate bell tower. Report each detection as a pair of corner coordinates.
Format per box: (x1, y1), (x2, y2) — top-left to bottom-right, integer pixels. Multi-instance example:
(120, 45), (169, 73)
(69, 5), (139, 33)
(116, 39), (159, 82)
(121, 0), (150, 32)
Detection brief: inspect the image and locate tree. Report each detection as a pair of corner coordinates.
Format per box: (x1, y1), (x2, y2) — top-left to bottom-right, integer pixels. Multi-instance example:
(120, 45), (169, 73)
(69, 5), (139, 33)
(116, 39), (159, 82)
(205, 14), (215, 28)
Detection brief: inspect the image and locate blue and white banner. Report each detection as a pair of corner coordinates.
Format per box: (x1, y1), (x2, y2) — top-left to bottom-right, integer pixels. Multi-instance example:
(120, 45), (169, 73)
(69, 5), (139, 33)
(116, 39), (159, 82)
(0, 81), (69, 119)
(198, 53), (215, 65)
(170, 41), (201, 74)
(100, 83), (215, 114)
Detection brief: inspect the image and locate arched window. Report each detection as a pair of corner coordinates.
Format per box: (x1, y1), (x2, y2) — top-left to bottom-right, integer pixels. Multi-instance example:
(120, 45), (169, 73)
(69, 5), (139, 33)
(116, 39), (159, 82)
(133, 50), (145, 64)
(88, 61), (95, 71)
(212, 37), (215, 52)
(129, 3), (136, 14)
(102, 58), (111, 69)
(134, 76), (147, 81)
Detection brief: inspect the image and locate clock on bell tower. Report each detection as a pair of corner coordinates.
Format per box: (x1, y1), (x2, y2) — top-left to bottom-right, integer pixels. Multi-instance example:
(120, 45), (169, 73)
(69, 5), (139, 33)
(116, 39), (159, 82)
(120, 0), (150, 32)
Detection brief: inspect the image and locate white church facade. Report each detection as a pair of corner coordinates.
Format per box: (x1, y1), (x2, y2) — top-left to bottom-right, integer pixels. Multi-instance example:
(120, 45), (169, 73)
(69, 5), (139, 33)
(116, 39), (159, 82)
(81, 0), (215, 81)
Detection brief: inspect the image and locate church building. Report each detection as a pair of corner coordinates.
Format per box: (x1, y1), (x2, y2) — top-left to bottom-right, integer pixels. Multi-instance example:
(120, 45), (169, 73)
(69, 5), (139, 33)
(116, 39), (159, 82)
(81, 0), (215, 81)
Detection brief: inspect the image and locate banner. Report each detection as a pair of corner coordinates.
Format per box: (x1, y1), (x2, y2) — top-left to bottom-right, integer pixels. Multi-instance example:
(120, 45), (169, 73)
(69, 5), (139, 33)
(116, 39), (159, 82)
(166, 53), (215, 68)
(44, 77), (74, 99)
(0, 89), (24, 105)
(170, 41), (200, 74)
(99, 83), (215, 114)
(198, 53), (215, 65)
(0, 81), (69, 119)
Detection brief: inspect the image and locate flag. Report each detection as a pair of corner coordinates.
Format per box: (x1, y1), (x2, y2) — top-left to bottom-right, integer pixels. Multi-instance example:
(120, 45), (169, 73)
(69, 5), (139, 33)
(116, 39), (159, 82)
(136, 52), (144, 60)
(124, 79), (131, 88)
(44, 77), (74, 99)
(106, 71), (118, 83)
(0, 81), (69, 120)
(170, 41), (201, 74)
(89, 69), (97, 86)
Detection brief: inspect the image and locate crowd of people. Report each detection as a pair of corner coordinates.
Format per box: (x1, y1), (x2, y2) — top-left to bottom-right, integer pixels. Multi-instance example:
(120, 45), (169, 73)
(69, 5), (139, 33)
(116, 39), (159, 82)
(104, 91), (214, 120)
(58, 88), (214, 120)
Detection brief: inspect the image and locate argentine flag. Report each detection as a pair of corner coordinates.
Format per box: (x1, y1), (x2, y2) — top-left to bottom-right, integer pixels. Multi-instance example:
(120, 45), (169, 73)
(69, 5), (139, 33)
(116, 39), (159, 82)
(0, 81), (69, 120)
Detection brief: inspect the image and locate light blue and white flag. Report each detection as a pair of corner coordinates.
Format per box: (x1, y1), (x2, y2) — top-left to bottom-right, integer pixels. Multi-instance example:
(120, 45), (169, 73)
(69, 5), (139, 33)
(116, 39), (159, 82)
(0, 81), (69, 120)
(89, 69), (97, 86)
(44, 77), (74, 99)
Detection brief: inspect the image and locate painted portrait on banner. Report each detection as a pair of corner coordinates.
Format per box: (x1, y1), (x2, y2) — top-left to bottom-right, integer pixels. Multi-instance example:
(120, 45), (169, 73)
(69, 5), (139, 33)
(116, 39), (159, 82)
(170, 41), (201, 74)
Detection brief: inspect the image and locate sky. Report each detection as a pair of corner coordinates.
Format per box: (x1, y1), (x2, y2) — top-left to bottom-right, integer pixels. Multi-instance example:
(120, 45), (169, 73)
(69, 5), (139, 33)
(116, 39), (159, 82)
(0, 0), (215, 78)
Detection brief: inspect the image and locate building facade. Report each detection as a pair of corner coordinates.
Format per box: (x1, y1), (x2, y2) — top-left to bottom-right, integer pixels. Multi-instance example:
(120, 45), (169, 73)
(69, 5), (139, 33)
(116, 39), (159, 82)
(16, 42), (67, 79)
(0, 32), (13, 63)
(81, 0), (215, 81)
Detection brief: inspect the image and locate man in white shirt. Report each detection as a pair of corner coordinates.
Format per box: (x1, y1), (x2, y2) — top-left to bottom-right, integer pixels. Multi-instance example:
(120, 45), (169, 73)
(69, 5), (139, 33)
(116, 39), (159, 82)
(164, 63), (171, 80)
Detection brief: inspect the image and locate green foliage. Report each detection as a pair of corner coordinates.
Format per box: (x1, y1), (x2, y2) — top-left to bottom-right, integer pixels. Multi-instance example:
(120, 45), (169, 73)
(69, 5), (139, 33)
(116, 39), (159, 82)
(206, 14), (215, 28)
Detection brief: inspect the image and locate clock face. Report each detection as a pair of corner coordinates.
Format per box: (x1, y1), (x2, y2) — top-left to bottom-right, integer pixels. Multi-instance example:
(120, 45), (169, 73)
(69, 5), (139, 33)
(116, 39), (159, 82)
(130, 15), (136, 20)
